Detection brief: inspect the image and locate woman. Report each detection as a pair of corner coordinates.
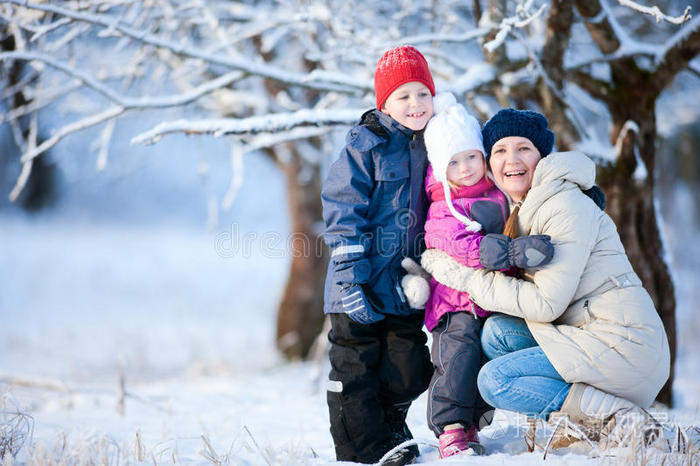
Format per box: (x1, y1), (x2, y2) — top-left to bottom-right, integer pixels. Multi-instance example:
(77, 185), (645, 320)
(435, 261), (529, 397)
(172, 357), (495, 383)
(419, 108), (670, 443)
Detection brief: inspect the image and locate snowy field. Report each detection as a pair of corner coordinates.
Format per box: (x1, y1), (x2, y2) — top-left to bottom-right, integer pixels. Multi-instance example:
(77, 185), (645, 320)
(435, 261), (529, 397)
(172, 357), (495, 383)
(1, 142), (699, 465)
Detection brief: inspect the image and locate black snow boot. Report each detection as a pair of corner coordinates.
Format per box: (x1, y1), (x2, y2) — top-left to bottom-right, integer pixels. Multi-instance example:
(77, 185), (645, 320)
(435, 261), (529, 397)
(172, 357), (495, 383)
(381, 402), (419, 465)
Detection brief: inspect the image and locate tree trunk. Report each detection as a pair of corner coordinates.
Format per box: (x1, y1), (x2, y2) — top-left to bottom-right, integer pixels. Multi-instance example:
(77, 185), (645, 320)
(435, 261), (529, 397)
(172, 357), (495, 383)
(274, 145), (327, 359)
(597, 97), (676, 407)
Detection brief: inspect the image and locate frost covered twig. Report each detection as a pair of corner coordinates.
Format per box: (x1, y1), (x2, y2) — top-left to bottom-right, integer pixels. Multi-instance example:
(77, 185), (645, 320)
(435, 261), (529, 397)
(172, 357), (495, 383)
(221, 141), (244, 211)
(242, 426), (272, 466)
(131, 108), (363, 145)
(483, 3), (548, 52)
(0, 392), (34, 461)
(95, 118), (115, 172)
(391, 28), (491, 47)
(617, 0), (692, 25)
(20, 106), (125, 165)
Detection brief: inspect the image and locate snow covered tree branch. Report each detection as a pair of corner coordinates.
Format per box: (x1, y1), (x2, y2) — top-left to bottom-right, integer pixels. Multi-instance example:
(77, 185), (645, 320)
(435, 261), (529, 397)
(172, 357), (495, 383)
(0, 51), (248, 109)
(130, 108), (365, 145)
(617, 0), (692, 25)
(482, 1), (548, 52)
(3, 0), (367, 94)
(650, 15), (700, 90)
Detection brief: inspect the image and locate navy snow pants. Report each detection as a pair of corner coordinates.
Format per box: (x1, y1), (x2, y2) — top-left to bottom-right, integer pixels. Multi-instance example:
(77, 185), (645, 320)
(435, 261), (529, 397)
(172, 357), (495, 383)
(427, 311), (493, 436)
(326, 312), (432, 463)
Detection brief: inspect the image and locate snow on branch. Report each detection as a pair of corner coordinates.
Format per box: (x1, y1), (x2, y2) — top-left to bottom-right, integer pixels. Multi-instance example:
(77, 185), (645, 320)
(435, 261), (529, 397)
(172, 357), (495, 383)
(565, 42), (662, 69)
(131, 109), (365, 146)
(655, 14), (700, 67)
(614, 120), (648, 181)
(394, 28), (491, 46)
(3, 0), (367, 95)
(21, 106), (125, 164)
(483, 3), (548, 53)
(0, 50), (248, 109)
(567, 1), (697, 71)
(617, 0), (692, 25)
(614, 120), (640, 156)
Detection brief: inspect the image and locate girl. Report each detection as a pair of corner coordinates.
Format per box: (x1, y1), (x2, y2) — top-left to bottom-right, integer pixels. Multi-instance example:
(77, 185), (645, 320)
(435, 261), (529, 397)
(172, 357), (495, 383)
(413, 94), (554, 457)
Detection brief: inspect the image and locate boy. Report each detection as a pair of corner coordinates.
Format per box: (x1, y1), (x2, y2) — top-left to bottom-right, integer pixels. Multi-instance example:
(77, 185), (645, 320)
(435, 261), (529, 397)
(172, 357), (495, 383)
(321, 45), (435, 465)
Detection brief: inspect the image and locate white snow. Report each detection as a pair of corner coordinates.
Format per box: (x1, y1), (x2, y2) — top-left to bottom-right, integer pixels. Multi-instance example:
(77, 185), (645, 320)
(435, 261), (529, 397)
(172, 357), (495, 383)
(2, 146), (699, 465)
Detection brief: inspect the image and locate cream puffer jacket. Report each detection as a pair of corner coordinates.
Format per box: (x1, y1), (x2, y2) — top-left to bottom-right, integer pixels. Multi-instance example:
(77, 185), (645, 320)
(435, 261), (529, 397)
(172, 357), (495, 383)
(439, 151), (670, 407)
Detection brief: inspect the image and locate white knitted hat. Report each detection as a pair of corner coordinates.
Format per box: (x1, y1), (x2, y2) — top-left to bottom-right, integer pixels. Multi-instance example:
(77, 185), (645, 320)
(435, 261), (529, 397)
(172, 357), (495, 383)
(424, 92), (485, 231)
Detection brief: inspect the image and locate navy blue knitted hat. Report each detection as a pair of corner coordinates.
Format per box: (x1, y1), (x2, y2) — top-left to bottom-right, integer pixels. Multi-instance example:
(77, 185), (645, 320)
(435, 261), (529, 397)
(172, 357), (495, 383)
(481, 108), (555, 161)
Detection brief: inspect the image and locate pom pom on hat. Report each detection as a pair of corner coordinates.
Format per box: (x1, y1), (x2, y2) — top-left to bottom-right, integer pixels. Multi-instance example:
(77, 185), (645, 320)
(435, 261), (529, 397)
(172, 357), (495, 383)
(432, 92), (457, 114)
(481, 108), (555, 161)
(374, 45), (436, 109)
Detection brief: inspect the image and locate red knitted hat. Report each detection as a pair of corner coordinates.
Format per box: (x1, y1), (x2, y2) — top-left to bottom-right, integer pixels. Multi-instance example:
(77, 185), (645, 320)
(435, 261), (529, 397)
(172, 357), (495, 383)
(374, 45), (435, 109)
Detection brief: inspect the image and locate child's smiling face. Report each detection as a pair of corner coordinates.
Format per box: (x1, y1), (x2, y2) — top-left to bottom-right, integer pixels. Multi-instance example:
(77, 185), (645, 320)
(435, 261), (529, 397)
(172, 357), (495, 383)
(380, 81), (434, 131)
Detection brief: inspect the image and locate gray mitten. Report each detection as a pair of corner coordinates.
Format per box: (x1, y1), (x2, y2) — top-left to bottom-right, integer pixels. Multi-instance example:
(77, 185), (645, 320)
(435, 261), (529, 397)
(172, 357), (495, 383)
(400, 257), (431, 309)
(340, 284), (385, 324)
(479, 233), (554, 269)
(420, 249), (473, 292)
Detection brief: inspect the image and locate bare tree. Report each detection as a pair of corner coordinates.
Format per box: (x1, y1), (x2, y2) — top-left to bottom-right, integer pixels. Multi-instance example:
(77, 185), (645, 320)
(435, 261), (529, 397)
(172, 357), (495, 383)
(1, 0), (697, 404)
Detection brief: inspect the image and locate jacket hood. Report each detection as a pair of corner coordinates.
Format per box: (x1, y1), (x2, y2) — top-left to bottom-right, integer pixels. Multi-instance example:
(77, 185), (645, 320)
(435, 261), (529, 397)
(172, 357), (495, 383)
(532, 151), (595, 191)
(519, 151), (596, 230)
(358, 108), (415, 140)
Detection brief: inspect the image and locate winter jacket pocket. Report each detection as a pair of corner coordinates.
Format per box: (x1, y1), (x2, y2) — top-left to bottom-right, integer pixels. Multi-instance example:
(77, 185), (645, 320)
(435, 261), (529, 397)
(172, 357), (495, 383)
(555, 297), (591, 328)
(373, 159), (410, 211)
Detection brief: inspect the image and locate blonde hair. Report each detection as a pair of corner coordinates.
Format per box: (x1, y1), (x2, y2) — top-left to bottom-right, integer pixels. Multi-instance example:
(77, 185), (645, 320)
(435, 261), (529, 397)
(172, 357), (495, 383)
(447, 180), (460, 191)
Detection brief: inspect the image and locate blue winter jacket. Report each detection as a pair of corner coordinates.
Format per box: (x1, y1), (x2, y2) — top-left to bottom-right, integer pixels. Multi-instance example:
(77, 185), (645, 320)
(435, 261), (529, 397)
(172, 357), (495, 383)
(321, 109), (428, 316)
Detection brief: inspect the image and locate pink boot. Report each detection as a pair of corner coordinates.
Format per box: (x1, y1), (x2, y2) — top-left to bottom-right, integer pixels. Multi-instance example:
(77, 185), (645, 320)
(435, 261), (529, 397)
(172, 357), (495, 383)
(438, 427), (469, 458)
(464, 425), (486, 456)
(438, 425), (486, 458)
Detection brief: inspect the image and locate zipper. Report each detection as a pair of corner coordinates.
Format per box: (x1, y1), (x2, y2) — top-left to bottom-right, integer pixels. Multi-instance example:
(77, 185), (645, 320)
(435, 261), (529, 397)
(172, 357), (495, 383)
(583, 299), (591, 325)
(395, 282), (407, 304)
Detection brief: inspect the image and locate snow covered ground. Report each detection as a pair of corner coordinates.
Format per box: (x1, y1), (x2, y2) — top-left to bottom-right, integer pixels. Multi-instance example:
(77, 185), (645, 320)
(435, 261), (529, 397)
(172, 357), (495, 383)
(1, 143), (699, 464)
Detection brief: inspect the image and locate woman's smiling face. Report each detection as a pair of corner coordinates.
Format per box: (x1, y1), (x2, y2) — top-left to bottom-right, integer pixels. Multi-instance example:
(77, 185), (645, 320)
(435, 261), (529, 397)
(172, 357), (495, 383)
(488, 136), (542, 202)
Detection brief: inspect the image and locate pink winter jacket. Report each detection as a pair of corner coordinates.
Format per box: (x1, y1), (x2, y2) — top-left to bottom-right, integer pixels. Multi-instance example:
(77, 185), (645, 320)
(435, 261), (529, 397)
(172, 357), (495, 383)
(423, 165), (509, 331)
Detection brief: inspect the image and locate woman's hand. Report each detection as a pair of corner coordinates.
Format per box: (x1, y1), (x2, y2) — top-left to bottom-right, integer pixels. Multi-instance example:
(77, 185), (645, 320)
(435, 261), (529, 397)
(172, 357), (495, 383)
(420, 249), (474, 292)
(479, 234), (554, 270)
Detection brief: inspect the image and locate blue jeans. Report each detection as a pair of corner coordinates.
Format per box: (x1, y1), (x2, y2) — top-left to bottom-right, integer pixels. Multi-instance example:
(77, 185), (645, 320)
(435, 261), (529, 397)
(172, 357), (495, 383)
(477, 314), (571, 419)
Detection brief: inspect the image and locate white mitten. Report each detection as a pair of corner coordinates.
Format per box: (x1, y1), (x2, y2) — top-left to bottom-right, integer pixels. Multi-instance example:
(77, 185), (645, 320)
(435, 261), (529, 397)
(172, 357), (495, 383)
(421, 249), (473, 292)
(400, 257), (431, 309)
